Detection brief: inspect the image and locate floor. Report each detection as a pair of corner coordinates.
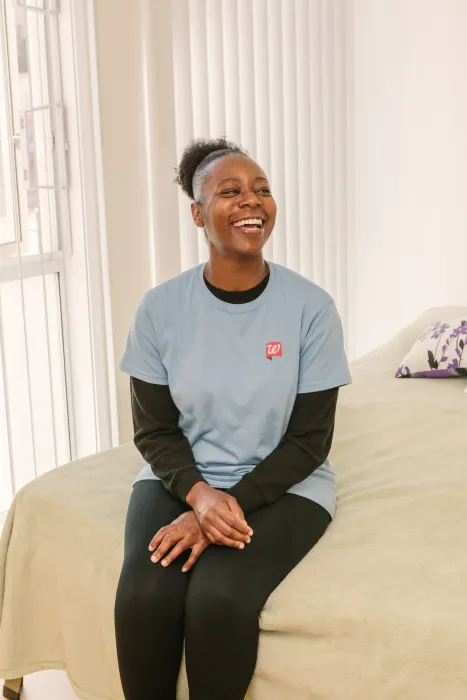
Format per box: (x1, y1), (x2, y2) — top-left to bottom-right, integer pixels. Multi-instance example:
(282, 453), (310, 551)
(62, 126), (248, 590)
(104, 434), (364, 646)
(1, 670), (80, 699)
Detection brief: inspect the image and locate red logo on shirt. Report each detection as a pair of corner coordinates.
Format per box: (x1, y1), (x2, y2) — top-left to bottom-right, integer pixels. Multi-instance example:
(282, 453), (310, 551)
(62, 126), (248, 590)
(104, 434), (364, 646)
(266, 342), (283, 360)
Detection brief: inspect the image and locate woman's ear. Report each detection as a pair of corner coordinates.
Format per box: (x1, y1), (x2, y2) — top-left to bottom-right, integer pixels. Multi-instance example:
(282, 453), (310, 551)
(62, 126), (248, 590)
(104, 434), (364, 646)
(191, 202), (205, 229)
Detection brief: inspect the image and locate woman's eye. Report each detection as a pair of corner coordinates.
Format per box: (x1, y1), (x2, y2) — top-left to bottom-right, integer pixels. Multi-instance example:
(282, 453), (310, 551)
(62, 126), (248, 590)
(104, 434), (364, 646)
(219, 187), (271, 196)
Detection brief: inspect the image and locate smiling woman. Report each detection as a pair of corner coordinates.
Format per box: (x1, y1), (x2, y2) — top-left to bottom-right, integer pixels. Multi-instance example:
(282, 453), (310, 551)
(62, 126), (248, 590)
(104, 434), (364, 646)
(174, 137), (277, 291)
(114, 136), (352, 700)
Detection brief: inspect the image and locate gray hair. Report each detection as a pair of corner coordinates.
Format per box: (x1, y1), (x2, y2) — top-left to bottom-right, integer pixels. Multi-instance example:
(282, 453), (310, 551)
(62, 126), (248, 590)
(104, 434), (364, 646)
(192, 148), (243, 203)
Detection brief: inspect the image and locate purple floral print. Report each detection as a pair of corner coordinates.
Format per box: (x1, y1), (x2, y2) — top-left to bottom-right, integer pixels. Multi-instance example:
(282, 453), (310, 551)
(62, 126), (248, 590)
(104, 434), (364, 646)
(396, 319), (467, 379)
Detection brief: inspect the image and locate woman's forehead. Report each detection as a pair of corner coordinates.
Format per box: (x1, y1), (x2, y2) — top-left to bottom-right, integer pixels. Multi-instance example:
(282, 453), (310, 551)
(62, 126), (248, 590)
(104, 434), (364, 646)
(205, 154), (267, 186)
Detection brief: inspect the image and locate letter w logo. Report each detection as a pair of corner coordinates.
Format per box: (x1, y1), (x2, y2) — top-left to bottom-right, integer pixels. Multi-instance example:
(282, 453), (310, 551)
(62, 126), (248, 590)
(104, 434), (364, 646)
(266, 342), (283, 360)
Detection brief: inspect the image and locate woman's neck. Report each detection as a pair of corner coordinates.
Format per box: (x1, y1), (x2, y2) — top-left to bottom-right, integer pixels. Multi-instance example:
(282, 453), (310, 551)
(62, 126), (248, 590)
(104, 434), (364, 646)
(203, 255), (269, 292)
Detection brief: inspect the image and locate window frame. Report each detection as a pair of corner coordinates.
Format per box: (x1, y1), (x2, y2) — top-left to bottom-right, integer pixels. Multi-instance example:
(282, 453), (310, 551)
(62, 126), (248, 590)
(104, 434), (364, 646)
(0, 0), (118, 518)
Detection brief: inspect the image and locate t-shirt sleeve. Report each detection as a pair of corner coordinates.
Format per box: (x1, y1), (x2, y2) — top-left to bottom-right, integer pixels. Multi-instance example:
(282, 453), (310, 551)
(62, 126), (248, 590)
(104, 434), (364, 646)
(297, 300), (352, 393)
(119, 296), (169, 385)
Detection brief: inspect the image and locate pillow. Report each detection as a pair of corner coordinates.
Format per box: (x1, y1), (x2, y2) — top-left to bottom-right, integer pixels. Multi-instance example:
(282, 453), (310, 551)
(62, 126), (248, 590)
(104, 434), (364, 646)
(396, 318), (467, 378)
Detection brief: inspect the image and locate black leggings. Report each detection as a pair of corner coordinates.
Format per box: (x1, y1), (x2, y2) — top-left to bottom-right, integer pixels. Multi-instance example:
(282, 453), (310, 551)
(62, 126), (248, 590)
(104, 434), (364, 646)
(114, 480), (331, 700)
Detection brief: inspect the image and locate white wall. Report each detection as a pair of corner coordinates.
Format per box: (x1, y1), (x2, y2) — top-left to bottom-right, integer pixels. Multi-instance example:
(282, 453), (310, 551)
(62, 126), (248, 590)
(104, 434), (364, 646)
(352, 0), (467, 359)
(92, 0), (153, 443)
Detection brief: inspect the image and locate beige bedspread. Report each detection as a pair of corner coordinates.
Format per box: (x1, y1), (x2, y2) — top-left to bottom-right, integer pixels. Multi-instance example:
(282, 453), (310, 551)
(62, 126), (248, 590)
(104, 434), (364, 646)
(1, 306), (466, 700)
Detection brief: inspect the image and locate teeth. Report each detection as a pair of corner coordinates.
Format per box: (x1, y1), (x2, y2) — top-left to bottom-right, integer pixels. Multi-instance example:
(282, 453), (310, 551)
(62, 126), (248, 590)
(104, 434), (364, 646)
(233, 218), (263, 227)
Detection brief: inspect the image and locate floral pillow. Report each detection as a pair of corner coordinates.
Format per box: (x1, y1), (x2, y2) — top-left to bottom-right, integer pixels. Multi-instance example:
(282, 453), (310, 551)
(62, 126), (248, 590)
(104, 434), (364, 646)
(396, 318), (467, 378)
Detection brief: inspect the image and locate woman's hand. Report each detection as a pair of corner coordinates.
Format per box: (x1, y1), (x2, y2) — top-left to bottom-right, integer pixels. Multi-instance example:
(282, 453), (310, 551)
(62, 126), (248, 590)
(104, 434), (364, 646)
(148, 511), (210, 573)
(186, 482), (253, 548)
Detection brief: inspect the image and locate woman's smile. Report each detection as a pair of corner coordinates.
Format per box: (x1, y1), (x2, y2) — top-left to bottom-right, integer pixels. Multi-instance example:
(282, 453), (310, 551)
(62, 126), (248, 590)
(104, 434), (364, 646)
(230, 217), (267, 235)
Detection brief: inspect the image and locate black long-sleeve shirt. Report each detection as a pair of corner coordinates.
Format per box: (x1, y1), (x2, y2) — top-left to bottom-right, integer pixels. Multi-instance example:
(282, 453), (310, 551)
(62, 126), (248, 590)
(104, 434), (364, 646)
(130, 270), (339, 513)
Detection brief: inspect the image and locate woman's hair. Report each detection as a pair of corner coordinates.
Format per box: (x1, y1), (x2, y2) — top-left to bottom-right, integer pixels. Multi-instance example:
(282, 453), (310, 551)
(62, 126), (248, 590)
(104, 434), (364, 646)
(175, 137), (247, 202)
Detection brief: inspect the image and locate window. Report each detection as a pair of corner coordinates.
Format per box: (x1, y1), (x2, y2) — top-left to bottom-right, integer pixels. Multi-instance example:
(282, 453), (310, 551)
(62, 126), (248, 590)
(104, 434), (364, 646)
(0, 0), (117, 516)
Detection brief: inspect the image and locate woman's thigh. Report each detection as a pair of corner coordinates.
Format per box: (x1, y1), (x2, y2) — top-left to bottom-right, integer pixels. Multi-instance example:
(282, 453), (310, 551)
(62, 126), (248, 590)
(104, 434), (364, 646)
(122, 480), (188, 558)
(118, 480), (191, 599)
(186, 495), (331, 612)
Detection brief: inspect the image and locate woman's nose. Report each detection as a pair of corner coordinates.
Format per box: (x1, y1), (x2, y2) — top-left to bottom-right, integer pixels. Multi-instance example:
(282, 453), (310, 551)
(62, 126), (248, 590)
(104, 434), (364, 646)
(239, 191), (261, 207)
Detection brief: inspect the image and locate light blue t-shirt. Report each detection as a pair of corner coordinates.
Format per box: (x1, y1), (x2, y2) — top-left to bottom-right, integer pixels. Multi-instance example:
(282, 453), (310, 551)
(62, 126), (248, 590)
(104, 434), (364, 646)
(119, 261), (352, 519)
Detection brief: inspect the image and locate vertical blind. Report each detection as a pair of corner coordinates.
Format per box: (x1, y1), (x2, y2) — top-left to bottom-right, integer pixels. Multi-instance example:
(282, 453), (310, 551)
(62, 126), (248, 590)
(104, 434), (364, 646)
(142, 0), (352, 341)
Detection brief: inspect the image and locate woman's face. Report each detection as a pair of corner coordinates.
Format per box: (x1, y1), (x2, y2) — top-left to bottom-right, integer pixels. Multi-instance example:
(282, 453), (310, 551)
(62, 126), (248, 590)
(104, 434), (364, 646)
(191, 155), (277, 258)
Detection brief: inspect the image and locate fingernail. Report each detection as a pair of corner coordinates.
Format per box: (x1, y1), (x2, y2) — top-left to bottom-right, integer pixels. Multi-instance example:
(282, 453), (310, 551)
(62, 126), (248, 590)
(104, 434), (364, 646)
(249, 530), (253, 536)
(151, 555), (159, 562)
(246, 537), (251, 544)
(162, 560), (168, 566)
(182, 567), (188, 573)
(239, 543), (245, 549)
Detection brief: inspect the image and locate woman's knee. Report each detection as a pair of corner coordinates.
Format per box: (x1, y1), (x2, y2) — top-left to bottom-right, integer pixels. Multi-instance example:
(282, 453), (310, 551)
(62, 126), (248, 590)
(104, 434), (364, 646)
(114, 558), (186, 627)
(185, 579), (256, 630)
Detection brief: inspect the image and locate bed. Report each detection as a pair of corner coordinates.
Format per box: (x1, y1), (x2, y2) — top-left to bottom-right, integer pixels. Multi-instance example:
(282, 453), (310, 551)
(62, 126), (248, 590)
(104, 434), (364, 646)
(1, 305), (466, 700)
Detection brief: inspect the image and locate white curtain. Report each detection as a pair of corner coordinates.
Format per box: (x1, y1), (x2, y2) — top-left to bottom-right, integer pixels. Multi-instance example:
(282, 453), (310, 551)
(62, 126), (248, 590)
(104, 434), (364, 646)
(139, 0), (353, 344)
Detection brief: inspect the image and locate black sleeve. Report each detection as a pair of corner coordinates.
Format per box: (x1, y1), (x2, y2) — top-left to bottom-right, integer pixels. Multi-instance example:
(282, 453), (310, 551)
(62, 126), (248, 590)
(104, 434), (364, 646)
(227, 388), (339, 513)
(130, 376), (207, 503)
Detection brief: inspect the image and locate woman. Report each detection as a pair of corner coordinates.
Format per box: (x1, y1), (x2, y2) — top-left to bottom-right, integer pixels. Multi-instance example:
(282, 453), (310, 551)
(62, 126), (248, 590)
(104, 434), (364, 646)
(114, 137), (352, 700)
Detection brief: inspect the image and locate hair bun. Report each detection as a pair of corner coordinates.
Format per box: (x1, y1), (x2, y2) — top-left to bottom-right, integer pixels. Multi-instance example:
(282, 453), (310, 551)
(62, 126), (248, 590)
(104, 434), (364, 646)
(174, 137), (246, 200)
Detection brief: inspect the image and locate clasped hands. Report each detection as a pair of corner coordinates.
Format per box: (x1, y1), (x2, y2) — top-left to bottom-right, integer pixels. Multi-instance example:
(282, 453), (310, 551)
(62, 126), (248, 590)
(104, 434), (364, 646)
(148, 482), (253, 573)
